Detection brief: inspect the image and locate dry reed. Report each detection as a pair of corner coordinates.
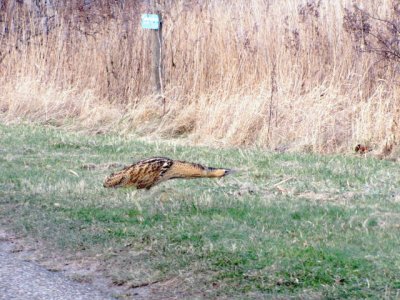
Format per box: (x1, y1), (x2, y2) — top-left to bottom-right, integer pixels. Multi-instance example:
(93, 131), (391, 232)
(0, 0), (399, 153)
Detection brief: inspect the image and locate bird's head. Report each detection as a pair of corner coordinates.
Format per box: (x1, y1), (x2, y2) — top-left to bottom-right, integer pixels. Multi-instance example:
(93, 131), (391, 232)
(207, 167), (237, 177)
(223, 168), (237, 176)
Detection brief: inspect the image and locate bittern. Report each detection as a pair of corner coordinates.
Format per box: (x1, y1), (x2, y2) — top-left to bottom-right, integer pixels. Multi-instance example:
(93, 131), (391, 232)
(103, 157), (235, 190)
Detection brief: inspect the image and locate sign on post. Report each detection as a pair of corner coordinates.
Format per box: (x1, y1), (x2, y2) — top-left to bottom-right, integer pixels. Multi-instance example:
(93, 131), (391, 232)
(141, 14), (160, 30)
(141, 12), (164, 113)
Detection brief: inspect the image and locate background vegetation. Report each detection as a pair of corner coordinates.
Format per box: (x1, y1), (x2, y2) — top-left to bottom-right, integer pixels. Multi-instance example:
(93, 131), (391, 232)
(1, 0), (399, 153)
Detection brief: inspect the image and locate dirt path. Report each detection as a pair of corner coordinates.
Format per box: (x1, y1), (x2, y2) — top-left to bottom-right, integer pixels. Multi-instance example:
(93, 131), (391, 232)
(0, 252), (114, 300)
(0, 231), (115, 300)
(0, 229), (188, 300)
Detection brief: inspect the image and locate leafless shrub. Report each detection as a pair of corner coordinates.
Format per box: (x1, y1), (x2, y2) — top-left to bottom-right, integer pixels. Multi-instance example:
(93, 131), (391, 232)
(284, 16), (300, 53)
(344, 4), (400, 63)
(298, 0), (321, 22)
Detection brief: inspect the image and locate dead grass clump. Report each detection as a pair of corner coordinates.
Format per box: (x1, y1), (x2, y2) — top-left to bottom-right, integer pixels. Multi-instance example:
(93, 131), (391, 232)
(0, 78), (122, 132)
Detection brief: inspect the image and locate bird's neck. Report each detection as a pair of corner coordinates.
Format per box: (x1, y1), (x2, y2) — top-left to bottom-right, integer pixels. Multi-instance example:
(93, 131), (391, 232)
(169, 162), (225, 178)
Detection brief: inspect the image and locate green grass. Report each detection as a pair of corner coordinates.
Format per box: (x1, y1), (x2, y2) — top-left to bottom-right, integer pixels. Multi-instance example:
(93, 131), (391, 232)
(1, 123), (400, 299)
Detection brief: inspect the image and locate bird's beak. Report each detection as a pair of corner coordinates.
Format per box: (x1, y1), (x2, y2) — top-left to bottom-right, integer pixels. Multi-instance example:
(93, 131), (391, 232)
(224, 169), (238, 176)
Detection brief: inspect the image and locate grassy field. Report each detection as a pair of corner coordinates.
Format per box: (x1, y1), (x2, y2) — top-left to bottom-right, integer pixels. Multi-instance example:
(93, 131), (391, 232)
(0, 123), (400, 299)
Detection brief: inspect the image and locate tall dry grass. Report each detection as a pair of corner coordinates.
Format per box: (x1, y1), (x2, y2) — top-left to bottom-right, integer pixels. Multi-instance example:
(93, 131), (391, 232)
(0, 0), (399, 153)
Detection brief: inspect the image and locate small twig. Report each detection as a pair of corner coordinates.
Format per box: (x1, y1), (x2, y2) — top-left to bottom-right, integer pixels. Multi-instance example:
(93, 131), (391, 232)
(272, 176), (295, 187)
(129, 279), (163, 289)
(266, 60), (277, 142)
(68, 169), (79, 177)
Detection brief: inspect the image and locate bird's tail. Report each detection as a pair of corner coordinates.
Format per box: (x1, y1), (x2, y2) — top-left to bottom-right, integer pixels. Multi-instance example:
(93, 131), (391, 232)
(103, 169), (128, 188)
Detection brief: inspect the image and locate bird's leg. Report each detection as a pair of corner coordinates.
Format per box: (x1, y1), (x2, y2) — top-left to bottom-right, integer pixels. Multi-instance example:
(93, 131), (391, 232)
(156, 186), (176, 202)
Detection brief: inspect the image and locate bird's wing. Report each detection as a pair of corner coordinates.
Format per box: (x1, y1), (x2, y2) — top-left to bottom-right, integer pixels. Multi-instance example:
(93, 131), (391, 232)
(127, 158), (173, 189)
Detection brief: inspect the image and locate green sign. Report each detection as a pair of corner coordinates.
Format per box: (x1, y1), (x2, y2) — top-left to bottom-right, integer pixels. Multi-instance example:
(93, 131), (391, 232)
(141, 14), (160, 30)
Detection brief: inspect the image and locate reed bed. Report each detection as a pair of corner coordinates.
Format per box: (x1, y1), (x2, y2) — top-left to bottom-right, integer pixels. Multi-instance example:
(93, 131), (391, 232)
(0, 0), (399, 153)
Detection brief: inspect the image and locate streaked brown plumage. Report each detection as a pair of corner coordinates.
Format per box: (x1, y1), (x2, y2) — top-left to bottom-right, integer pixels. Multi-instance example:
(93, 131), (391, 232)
(103, 157), (235, 190)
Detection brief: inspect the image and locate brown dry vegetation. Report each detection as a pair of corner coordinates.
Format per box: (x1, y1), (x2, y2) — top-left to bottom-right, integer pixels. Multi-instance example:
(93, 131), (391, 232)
(0, 0), (399, 153)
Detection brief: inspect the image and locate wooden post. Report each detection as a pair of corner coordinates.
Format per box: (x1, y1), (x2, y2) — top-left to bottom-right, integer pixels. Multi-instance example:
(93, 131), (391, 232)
(150, 0), (163, 98)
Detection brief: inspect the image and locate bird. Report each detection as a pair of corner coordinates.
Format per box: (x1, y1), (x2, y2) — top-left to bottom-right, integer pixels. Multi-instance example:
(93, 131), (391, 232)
(355, 144), (371, 154)
(103, 157), (235, 190)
